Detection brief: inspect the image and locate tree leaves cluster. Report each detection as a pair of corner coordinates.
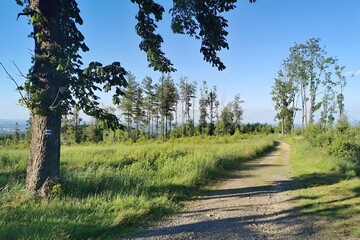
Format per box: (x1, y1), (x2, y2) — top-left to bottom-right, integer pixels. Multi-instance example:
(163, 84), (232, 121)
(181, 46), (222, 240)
(171, 0), (236, 70)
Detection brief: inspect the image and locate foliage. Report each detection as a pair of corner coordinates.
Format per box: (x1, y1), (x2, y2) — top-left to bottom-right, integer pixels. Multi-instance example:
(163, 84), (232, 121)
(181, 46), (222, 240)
(179, 77), (197, 137)
(198, 81), (209, 135)
(271, 68), (296, 134)
(216, 106), (234, 135)
(141, 76), (156, 139)
(170, 0), (256, 70)
(304, 123), (332, 147)
(303, 118), (360, 176)
(156, 74), (179, 139)
(240, 123), (274, 135)
(118, 72), (138, 137)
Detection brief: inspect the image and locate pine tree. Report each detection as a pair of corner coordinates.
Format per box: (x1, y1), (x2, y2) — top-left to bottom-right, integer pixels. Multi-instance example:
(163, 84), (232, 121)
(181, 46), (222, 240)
(216, 106), (234, 136)
(134, 86), (144, 134)
(179, 77), (197, 136)
(207, 85), (219, 136)
(232, 94), (244, 132)
(142, 76), (156, 139)
(119, 72), (138, 138)
(199, 81), (209, 135)
(156, 74), (178, 139)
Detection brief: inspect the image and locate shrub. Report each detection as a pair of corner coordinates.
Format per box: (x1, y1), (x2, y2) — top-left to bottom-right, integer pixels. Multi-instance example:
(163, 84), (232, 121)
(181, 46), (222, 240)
(304, 123), (332, 147)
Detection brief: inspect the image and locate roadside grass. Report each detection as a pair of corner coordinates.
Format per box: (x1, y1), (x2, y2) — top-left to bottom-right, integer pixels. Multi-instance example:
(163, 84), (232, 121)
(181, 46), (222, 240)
(287, 138), (360, 239)
(0, 135), (274, 239)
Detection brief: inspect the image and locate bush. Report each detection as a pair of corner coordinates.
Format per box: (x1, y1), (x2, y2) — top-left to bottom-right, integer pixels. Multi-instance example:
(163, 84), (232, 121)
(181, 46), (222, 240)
(327, 136), (360, 159)
(302, 118), (360, 176)
(304, 123), (332, 147)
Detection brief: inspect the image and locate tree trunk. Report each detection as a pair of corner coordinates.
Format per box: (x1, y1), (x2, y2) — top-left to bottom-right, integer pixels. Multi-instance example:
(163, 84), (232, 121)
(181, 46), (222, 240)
(155, 115), (159, 139)
(127, 116), (131, 139)
(182, 101), (186, 137)
(301, 81), (307, 129)
(291, 94), (297, 134)
(26, 0), (63, 195)
(165, 115), (168, 139)
(168, 115), (172, 136)
(147, 111), (151, 140)
(26, 114), (61, 196)
(192, 99), (195, 129)
(309, 91), (315, 125)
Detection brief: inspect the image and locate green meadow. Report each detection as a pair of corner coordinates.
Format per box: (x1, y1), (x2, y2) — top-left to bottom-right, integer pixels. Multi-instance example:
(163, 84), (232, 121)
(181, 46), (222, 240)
(288, 138), (360, 238)
(0, 135), (274, 239)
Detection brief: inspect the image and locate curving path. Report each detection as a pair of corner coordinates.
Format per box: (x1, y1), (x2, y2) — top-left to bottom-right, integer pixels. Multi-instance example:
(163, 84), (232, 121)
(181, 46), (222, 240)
(130, 142), (316, 239)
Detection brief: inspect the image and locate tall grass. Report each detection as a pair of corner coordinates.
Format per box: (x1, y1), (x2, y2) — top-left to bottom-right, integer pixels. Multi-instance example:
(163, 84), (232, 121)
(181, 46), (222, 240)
(0, 135), (274, 239)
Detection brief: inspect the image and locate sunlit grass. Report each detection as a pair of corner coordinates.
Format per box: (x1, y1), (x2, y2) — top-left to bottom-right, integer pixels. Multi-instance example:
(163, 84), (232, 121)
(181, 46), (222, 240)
(288, 138), (360, 239)
(0, 135), (274, 239)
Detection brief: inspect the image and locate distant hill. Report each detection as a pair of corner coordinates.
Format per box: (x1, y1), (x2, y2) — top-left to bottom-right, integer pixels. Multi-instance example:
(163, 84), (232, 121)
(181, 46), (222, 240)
(0, 119), (27, 135)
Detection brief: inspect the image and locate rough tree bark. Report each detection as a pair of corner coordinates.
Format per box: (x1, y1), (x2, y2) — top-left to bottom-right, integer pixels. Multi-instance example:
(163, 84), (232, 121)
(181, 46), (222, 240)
(26, 0), (63, 195)
(26, 115), (61, 196)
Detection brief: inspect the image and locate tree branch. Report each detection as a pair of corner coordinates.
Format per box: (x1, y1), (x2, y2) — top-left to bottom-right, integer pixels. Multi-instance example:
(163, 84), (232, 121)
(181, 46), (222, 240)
(0, 62), (30, 110)
(12, 61), (27, 79)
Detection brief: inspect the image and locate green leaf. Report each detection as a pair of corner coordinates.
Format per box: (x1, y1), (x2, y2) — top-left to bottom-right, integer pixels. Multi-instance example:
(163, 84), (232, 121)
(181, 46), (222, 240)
(81, 43), (89, 52)
(56, 64), (64, 71)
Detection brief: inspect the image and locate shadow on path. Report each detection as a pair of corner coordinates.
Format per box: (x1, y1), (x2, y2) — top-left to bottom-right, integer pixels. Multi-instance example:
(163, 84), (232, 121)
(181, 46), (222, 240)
(132, 142), (355, 239)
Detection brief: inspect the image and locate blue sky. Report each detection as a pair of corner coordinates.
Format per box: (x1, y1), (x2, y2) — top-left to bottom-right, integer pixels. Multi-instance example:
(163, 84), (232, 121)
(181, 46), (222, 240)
(1, 0), (360, 124)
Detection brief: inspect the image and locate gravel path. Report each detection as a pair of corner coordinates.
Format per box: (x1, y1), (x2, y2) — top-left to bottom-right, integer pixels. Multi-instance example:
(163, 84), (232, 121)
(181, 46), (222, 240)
(130, 142), (316, 239)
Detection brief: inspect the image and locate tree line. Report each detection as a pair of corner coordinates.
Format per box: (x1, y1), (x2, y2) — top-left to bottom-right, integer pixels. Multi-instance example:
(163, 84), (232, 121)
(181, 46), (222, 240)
(58, 73), (275, 144)
(271, 38), (348, 135)
(1, 76), (276, 147)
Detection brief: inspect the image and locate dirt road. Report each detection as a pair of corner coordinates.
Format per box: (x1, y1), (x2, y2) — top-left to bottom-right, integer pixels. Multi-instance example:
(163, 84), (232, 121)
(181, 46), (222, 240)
(132, 142), (315, 239)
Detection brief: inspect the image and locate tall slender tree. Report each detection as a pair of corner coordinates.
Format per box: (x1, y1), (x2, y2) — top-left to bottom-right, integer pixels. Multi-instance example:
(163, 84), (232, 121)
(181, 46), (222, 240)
(119, 73), (138, 138)
(142, 76), (156, 139)
(156, 74), (178, 139)
(133, 86), (144, 133)
(231, 94), (244, 132)
(335, 65), (347, 119)
(271, 69), (297, 135)
(179, 77), (197, 136)
(199, 81), (209, 135)
(207, 85), (219, 135)
(216, 106), (234, 135)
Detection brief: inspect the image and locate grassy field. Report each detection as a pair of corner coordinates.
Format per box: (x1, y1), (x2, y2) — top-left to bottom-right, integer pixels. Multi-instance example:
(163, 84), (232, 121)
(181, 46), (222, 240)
(288, 138), (360, 239)
(0, 135), (274, 239)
